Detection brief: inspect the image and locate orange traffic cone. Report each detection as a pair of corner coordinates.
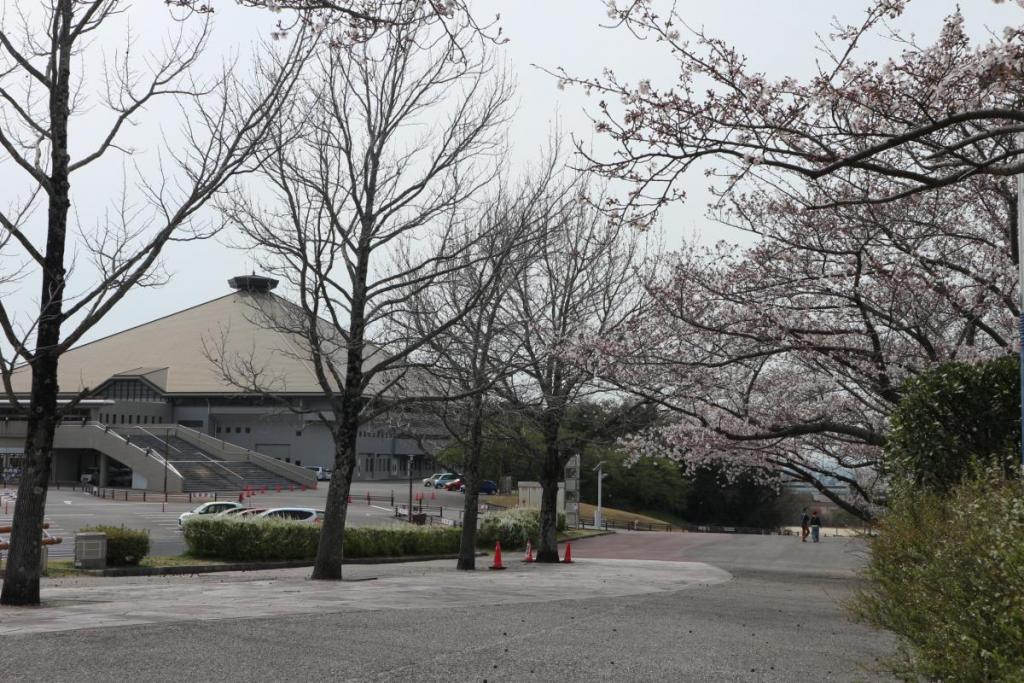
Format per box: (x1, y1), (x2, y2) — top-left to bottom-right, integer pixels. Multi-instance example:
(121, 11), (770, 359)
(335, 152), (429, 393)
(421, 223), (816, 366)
(522, 539), (534, 563)
(489, 542), (506, 570)
(562, 542), (573, 564)
(431, 490), (436, 500)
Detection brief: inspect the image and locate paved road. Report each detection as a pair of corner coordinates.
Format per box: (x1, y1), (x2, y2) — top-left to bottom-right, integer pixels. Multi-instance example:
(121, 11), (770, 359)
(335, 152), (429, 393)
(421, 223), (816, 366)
(1, 481), (473, 559)
(0, 531), (894, 682)
(569, 529), (868, 577)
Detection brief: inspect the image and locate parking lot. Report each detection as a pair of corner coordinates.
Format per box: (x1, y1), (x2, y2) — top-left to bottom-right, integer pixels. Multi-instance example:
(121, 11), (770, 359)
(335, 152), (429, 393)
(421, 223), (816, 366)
(0, 480), (484, 559)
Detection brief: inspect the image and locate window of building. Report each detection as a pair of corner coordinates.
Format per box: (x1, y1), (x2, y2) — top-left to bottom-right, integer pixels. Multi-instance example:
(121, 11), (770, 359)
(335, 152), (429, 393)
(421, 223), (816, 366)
(295, 430), (301, 437)
(244, 427), (250, 433)
(215, 426), (221, 434)
(295, 460), (302, 466)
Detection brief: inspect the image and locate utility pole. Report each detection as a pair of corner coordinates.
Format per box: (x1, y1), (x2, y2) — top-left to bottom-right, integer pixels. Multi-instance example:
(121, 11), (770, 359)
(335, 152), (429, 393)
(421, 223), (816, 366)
(593, 461), (606, 529)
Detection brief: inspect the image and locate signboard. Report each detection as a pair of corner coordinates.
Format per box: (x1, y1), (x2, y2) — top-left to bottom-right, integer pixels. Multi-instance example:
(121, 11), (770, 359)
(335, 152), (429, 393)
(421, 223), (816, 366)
(564, 454), (580, 528)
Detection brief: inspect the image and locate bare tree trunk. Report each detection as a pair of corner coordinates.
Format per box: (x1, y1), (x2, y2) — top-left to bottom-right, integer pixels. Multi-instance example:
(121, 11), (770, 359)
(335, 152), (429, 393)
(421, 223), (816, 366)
(312, 255), (368, 580)
(457, 393), (484, 569)
(312, 416), (358, 580)
(535, 412), (562, 563)
(1, 0), (72, 606)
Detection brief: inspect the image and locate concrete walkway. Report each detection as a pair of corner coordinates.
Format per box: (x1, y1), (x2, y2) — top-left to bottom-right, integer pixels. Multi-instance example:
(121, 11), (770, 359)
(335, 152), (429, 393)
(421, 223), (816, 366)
(0, 558), (731, 636)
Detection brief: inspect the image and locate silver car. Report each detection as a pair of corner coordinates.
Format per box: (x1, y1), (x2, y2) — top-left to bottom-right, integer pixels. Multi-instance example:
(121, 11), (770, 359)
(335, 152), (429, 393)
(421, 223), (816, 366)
(178, 501), (244, 526)
(257, 508), (323, 524)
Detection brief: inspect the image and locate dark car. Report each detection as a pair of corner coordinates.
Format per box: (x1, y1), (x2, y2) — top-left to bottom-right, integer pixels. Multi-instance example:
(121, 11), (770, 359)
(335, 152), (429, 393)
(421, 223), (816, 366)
(459, 480), (498, 495)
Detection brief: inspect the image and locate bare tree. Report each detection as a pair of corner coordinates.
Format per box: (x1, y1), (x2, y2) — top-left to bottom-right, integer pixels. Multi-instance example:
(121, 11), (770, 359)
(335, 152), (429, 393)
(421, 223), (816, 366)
(170, 0), (503, 49)
(0, 1), (309, 606)
(395, 161), (560, 569)
(211, 5), (512, 580)
(497, 178), (653, 562)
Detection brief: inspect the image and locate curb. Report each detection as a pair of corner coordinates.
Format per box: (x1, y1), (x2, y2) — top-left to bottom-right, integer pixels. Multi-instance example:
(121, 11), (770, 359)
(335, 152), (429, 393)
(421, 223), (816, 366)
(76, 552), (487, 577)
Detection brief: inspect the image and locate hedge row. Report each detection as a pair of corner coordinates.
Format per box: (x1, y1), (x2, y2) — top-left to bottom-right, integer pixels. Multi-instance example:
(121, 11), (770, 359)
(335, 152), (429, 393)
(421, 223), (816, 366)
(477, 508), (566, 550)
(182, 517), (460, 562)
(80, 525), (150, 566)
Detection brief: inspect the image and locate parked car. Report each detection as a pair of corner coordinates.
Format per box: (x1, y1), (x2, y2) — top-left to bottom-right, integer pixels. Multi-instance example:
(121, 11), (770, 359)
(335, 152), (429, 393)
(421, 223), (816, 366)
(257, 508), (323, 524)
(80, 467), (100, 485)
(423, 473), (444, 487)
(305, 466), (331, 481)
(178, 501), (244, 526)
(460, 480), (498, 495)
(443, 478), (465, 491)
(219, 507), (267, 517)
(433, 473), (461, 489)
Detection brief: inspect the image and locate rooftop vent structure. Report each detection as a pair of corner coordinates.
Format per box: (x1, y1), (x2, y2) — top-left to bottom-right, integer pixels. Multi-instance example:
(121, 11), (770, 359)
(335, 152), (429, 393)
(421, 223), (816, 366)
(228, 274), (278, 293)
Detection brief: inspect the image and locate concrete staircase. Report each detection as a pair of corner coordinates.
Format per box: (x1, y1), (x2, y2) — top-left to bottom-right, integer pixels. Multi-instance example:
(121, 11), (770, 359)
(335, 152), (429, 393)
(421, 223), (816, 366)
(123, 431), (302, 493)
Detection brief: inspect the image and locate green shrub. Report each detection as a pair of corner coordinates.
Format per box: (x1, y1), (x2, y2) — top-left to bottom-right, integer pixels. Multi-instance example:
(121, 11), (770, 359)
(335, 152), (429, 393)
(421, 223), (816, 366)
(81, 525), (150, 566)
(886, 357), (1020, 491)
(477, 508), (566, 550)
(850, 472), (1024, 682)
(183, 517), (460, 562)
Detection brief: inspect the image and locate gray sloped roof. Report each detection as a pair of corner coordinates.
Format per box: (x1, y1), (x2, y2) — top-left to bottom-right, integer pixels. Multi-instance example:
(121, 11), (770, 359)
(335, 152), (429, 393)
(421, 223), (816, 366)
(8, 290), (383, 396)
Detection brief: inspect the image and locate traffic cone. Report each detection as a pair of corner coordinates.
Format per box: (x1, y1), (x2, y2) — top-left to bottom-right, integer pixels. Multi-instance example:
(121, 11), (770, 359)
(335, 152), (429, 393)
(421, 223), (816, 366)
(275, 483), (281, 493)
(489, 542), (506, 570)
(431, 490), (436, 500)
(346, 495), (352, 504)
(522, 539), (534, 563)
(562, 542), (573, 564)
(301, 483), (307, 492)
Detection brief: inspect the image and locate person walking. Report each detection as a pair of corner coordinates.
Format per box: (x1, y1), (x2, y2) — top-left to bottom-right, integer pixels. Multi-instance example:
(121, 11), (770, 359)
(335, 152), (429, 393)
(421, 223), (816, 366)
(810, 511), (822, 543)
(800, 507), (810, 542)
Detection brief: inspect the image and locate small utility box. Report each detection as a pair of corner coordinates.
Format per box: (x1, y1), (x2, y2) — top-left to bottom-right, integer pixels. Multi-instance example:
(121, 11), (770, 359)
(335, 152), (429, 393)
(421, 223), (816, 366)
(74, 532), (107, 569)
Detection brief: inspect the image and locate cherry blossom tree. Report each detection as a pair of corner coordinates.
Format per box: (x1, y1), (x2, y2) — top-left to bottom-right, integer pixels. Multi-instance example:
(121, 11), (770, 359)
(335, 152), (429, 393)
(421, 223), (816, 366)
(596, 174), (1017, 519)
(548, 1), (1024, 515)
(569, 1), (1024, 218)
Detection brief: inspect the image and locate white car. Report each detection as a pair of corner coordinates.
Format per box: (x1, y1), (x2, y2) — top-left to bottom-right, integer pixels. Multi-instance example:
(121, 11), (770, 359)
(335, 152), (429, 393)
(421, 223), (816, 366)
(178, 501), (244, 526)
(423, 473), (444, 487)
(257, 508), (323, 524)
(305, 466), (331, 481)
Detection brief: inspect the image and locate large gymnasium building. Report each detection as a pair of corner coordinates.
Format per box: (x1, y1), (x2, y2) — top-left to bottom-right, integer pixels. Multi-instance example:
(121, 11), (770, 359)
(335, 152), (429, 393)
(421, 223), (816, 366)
(0, 275), (440, 492)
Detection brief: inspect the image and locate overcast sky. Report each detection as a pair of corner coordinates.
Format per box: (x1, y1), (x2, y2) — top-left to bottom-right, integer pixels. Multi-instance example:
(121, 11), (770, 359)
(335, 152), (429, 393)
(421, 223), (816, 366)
(1, 0), (1017, 348)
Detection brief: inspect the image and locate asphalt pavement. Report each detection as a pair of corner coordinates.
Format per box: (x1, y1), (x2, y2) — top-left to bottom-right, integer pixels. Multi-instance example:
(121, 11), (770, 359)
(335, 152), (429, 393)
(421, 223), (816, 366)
(0, 532), (895, 682)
